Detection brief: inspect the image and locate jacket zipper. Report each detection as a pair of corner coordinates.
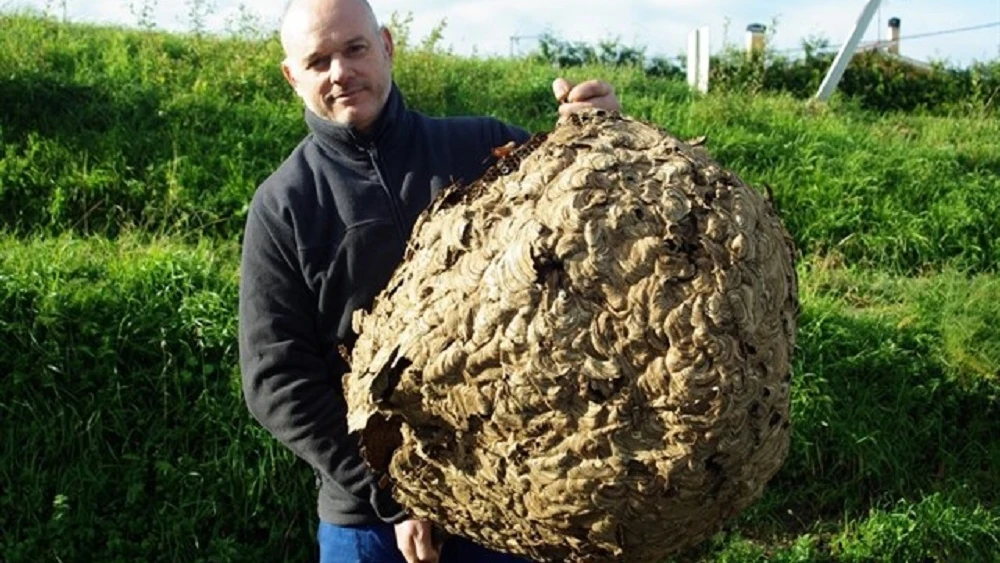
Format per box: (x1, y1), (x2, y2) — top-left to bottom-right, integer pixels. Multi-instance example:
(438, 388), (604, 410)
(366, 144), (408, 244)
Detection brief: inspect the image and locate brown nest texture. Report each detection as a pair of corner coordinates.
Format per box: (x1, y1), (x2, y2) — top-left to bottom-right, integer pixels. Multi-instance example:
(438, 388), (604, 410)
(344, 110), (799, 562)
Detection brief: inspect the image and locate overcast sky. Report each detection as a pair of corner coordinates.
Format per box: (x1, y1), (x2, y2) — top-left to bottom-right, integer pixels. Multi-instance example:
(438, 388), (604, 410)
(6, 0), (999, 65)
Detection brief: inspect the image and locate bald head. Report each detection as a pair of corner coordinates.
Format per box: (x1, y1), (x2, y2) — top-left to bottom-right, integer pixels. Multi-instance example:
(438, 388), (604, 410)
(281, 0), (380, 57)
(278, 0), (394, 132)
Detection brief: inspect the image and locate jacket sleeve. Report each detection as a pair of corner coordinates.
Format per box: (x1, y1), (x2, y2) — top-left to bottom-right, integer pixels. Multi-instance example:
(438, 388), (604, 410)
(237, 194), (406, 523)
(498, 121), (532, 146)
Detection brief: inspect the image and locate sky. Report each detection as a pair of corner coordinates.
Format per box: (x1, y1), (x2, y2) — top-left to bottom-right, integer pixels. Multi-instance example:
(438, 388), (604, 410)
(5, 0), (1000, 66)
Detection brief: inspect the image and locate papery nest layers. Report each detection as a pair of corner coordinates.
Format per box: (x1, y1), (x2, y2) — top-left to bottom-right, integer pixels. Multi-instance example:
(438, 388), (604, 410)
(344, 110), (799, 563)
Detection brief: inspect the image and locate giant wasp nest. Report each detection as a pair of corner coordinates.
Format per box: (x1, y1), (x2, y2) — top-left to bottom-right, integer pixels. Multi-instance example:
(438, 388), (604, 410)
(344, 110), (798, 562)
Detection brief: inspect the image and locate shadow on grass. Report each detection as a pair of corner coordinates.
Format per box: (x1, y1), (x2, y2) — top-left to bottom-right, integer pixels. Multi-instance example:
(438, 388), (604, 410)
(0, 243), (317, 561)
(957, 151), (1000, 178)
(740, 299), (998, 535)
(0, 70), (297, 238)
(669, 296), (1000, 561)
(0, 72), (162, 150)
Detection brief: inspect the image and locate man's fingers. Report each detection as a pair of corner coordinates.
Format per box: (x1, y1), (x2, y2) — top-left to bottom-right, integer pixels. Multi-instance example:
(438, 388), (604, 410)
(397, 535), (418, 563)
(557, 96), (618, 117)
(566, 79), (614, 103)
(396, 520), (419, 563)
(414, 521), (440, 563)
(414, 534), (439, 563)
(553, 78), (621, 115)
(552, 77), (573, 102)
(395, 519), (439, 563)
(557, 101), (592, 117)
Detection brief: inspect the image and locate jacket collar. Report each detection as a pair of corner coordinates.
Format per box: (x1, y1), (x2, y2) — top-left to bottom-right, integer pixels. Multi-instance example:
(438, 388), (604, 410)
(304, 81), (410, 156)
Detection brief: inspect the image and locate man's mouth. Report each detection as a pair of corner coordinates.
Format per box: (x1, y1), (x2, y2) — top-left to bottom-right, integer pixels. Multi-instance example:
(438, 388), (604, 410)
(330, 88), (364, 103)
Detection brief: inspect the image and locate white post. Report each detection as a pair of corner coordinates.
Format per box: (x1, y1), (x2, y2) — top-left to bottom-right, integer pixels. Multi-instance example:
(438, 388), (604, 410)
(698, 27), (710, 93)
(687, 26), (710, 93)
(687, 29), (699, 91)
(814, 0), (883, 102)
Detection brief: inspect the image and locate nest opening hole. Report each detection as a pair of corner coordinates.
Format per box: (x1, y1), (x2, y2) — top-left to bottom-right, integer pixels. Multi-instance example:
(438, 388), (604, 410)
(360, 413), (404, 475)
(585, 377), (625, 403)
(532, 251), (565, 287)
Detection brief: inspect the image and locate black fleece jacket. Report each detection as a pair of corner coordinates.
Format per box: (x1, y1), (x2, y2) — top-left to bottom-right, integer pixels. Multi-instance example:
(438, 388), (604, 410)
(238, 83), (529, 526)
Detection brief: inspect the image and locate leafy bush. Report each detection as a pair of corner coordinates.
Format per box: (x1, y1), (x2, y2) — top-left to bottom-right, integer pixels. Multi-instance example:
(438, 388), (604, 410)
(710, 47), (1000, 115)
(529, 31), (1000, 116)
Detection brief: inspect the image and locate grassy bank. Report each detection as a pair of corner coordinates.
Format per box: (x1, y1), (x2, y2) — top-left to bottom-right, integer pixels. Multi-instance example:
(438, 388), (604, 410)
(2, 236), (997, 561)
(0, 236), (314, 561)
(1, 13), (998, 273)
(2, 12), (999, 563)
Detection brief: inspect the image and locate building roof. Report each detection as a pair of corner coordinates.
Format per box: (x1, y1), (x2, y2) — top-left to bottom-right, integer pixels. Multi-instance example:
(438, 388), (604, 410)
(855, 41), (935, 72)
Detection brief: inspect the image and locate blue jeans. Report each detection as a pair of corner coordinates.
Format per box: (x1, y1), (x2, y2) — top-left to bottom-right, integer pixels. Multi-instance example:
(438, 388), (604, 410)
(318, 520), (532, 563)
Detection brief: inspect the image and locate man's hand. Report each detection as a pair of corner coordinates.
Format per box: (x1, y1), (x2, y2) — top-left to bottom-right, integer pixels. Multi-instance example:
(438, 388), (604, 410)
(552, 78), (621, 116)
(395, 519), (440, 563)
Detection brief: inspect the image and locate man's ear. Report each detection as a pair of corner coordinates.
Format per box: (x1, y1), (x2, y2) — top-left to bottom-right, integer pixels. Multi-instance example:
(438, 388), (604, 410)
(281, 60), (298, 90)
(380, 26), (394, 60)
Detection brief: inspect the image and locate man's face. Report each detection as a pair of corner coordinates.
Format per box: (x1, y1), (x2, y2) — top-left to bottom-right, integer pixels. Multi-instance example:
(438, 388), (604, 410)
(281, 0), (394, 134)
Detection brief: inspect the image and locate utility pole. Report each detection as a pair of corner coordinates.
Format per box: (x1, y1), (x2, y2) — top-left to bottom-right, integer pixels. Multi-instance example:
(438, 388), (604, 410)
(815, 0), (883, 102)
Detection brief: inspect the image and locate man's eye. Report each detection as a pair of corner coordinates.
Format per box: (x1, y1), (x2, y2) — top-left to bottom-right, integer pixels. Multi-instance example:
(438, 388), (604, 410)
(347, 44), (368, 56)
(308, 57), (328, 69)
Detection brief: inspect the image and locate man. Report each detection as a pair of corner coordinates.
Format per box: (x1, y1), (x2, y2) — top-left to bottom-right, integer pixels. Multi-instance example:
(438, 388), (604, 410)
(237, 0), (620, 561)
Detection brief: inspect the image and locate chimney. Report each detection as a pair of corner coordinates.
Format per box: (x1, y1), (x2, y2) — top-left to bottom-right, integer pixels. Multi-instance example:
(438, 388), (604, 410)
(887, 17), (901, 54)
(746, 23), (766, 58)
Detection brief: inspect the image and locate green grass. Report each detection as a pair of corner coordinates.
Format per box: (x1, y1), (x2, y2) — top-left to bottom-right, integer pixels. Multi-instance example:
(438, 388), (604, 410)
(3, 235), (998, 561)
(831, 492), (1000, 562)
(1, 13), (997, 273)
(2, 11), (999, 563)
(0, 235), (316, 561)
(670, 256), (1000, 562)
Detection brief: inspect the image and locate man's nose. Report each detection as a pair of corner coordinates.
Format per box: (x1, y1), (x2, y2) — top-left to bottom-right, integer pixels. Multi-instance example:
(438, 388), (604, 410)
(328, 57), (350, 83)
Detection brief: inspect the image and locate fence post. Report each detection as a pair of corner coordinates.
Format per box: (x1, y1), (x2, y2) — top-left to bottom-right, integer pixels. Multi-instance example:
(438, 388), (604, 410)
(815, 0), (883, 102)
(687, 26), (710, 93)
